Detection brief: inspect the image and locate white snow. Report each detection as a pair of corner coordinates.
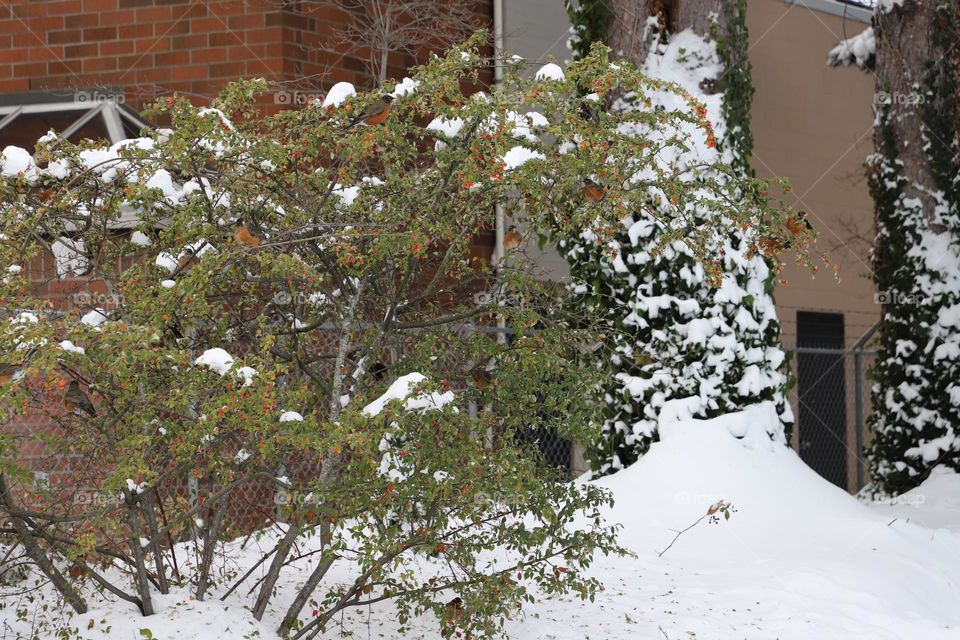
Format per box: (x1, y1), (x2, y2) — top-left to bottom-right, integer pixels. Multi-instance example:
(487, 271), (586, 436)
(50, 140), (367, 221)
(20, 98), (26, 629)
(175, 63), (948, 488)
(322, 82), (356, 107)
(194, 348), (235, 375)
(362, 372), (427, 416)
(390, 77), (419, 98)
(278, 411), (304, 423)
(80, 309), (109, 328)
(534, 62), (565, 81)
(130, 231), (152, 247)
(426, 116), (465, 138)
(7, 406), (960, 639)
(501, 145), (545, 170)
(58, 340), (85, 354)
(827, 27), (875, 69)
(1, 145), (36, 179)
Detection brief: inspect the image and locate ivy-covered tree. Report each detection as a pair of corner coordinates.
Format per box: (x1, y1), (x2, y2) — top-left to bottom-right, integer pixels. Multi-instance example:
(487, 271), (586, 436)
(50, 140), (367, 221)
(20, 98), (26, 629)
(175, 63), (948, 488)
(830, 2), (960, 496)
(562, 4), (802, 474)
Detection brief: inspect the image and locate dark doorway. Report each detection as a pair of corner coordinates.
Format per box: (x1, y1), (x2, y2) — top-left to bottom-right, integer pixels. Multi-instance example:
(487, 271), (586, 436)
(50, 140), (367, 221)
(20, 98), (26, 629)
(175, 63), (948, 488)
(796, 312), (847, 488)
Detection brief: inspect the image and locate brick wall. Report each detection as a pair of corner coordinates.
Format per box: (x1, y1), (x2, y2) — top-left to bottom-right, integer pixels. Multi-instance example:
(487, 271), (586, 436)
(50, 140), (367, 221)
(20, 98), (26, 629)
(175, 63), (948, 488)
(0, 0), (491, 110)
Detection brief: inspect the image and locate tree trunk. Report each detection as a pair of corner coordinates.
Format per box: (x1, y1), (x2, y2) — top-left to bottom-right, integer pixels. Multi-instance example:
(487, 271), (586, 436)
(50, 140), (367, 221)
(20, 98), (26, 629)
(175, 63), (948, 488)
(873, 0), (946, 225)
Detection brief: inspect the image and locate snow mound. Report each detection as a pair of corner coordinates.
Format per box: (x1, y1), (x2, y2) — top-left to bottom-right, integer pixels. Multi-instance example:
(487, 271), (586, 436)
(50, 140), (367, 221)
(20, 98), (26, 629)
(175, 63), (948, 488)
(868, 465), (960, 533)
(568, 406), (960, 640)
(534, 62), (565, 81)
(322, 82), (355, 107)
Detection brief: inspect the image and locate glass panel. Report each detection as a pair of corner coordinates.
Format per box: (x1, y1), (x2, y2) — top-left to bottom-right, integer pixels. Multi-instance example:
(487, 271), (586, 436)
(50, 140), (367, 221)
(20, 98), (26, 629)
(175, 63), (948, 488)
(0, 110), (108, 150)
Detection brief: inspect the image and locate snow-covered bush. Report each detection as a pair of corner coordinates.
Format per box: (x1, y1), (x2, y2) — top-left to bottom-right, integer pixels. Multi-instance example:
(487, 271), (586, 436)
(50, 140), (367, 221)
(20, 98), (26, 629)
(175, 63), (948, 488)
(561, 29), (799, 474)
(0, 34), (803, 637)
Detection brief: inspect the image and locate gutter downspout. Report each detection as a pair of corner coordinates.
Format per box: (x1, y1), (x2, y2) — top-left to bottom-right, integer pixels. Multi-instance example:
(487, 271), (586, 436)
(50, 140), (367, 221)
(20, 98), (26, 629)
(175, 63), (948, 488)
(493, 0), (505, 268)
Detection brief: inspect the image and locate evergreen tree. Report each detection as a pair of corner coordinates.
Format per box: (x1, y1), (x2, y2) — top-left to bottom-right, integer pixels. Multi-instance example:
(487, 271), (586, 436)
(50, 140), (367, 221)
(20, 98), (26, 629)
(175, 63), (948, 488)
(563, 4), (797, 474)
(862, 2), (960, 496)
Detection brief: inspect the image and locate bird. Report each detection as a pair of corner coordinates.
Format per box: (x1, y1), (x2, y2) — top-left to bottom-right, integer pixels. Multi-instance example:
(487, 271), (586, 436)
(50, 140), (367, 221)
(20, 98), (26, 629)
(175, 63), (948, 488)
(503, 225), (523, 251)
(441, 597), (464, 637)
(175, 247), (197, 274)
(0, 363), (22, 386)
(64, 380), (96, 417)
(347, 95), (393, 128)
(578, 100), (601, 124)
(582, 178), (605, 203)
(233, 221), (263, 248)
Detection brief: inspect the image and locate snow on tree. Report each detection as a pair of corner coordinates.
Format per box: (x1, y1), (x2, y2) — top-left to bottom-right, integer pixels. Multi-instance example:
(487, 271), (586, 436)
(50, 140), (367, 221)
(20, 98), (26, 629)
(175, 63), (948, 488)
(840, 2), (960, 496)
(562, 7), (799, 475)
(0, 35), (805, 637)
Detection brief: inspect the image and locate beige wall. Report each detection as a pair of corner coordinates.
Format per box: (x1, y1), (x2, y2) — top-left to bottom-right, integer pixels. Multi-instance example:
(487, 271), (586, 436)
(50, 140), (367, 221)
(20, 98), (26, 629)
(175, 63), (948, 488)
(748, 0), (879, 348)
(749, 0), (879, 492)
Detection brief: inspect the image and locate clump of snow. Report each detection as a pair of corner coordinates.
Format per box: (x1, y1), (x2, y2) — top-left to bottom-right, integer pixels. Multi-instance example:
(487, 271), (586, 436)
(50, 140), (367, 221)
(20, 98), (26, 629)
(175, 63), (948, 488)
(155, 252), (179, 273)
(194, 348), (235, 375)
(279, 411), (304, 423)
(534, 62), (565, 81)
(234, 366), (258, 387)
(362, 373), (455, 417)
(80, 309), (109, 328)
(390, 77), (419, 97)
(827, 27), (875, 70)
(160, 279), (176, 289)
(322, 82), (356, 107)
(502, 145), (546, 170)
(58, 340), (85, 354)
(1, 146), (37, 179)
(6, 264), (21, 274)
(426, 116), (465, 138)
(130, 231), (152, 247)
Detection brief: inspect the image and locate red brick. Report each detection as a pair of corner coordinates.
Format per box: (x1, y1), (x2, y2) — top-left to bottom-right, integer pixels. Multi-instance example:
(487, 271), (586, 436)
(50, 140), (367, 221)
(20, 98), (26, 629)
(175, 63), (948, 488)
(0, 48), (29, 63)
(136, 67), (171, 83)
(83, 26), (117, 41)
(189, 17), (226, 33)
(100, 40), (133, 55)
(171, 34), (207, 50)
(153, 50), (189, 66)
(208, 61), (246, 78)
(191, 47), (227, 64)
(83, 0), (119, 10)
(227, 14), (266, 30)
(48, 60), (82, 75)
(170, 64), (208, 81)
(99, 9), (137, 26)
(65, 43), (100, 59)
(0, 79), (30, 92)
(63, 12), (101, 28)
(84, 56), (116, 72)
(47, 0), (84, 14)
(245, 27), (281, 45)
(118, 23), (152, 39)
(47, 29), (82, 45)
(30, 46), (66, 62)
(14, 62), (48, 78)
(135, 6), (172, 22)
(135, 37), (169, 53)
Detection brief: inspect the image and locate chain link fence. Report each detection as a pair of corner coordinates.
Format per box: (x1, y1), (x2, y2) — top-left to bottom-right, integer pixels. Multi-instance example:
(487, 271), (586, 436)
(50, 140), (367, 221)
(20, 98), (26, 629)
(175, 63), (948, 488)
(784, 323), (879, 495)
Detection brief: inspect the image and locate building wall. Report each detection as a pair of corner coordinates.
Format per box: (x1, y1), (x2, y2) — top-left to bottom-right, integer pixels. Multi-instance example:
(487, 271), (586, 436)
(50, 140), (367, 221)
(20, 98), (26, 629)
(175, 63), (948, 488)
(748, 0), (878, 492)
(0, 0), (480, 111)
(747, 0), (879, 348)
(503, 0), (573, 282)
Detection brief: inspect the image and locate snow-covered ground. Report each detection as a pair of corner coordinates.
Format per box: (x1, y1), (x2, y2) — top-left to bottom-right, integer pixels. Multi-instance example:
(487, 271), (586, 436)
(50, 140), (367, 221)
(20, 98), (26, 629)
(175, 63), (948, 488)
(4, 404), (959, 639)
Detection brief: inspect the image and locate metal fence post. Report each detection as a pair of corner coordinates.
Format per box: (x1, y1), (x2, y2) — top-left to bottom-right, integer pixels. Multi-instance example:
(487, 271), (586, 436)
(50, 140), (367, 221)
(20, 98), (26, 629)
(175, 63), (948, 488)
(854, 349), (864, 489)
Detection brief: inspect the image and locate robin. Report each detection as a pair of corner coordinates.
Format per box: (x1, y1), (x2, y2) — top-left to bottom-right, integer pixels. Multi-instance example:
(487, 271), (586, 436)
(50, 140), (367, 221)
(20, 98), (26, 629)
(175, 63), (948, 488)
(582, 178), (605, 203)
(503, 225), (523, 251)
(175, 246), (197, 274)
(233, 221), (263, 248)
(346, 95), (393, 128)
(64, 380), (96, 417)
(0, 363), (22, 386)
(579, 100), (601, 124)
(441, 597), (464, 637)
